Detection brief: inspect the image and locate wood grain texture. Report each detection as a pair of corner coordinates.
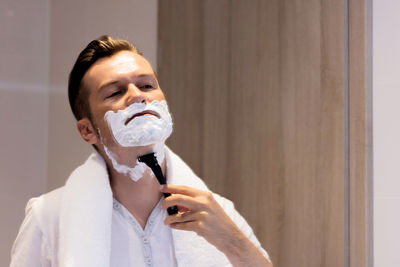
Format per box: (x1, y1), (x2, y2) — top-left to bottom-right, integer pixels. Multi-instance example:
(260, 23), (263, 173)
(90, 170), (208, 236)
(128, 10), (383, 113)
(158, 0), (204, 176)
(227, 1), (283, 262)
(158, 0), (369, 266)
(349, 0), (373, 266)
(277, 1), (346, 265)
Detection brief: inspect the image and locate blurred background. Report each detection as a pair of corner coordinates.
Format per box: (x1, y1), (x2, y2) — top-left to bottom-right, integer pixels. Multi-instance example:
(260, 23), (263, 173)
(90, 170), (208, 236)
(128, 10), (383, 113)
(0, 0), (398, 266)
(0, 0), (158, 264)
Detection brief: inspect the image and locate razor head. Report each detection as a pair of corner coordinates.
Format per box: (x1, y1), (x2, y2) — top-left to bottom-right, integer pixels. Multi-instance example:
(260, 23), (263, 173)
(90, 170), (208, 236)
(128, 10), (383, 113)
(138, 152), (166, 185)
(138, 152), (158, 167)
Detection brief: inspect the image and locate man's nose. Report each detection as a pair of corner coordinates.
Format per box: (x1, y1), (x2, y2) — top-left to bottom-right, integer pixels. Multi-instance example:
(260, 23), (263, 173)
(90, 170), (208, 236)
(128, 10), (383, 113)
(125, 84), (146, 106)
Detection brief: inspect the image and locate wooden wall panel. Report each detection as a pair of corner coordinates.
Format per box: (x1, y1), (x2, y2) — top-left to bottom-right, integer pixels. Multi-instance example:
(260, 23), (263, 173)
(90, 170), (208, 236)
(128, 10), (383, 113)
(158, 0), (370, 266)
(158, 1), (204, 175)
(349, 0), (373, 266)
(201, 0), (231, 196)
(277, 1), (346, 266)
(227, 0), (283, 262)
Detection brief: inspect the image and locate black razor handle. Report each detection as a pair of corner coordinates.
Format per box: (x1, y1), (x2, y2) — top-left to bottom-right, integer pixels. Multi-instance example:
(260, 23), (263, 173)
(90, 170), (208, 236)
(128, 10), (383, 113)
(138, 153), (178, 215)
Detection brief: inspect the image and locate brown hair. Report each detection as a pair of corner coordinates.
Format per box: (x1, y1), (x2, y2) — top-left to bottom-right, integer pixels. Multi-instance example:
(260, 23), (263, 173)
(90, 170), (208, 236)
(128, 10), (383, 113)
(68, 35), (142, 121)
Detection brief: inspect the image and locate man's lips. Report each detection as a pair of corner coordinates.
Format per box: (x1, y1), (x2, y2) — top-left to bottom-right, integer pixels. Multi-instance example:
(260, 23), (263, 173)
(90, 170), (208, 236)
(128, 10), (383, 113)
(125, 110), (160, 125)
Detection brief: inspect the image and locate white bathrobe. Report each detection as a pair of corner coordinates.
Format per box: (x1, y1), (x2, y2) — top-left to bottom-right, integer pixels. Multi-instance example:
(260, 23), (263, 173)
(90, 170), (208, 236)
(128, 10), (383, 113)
(10, 148), (270, 267)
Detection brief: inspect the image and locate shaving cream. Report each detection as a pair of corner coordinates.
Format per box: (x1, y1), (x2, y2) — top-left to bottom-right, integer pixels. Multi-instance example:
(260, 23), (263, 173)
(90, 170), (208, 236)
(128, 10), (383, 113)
(103, 142), (166, 182)
(101, 100), (173, 182)
(104, 100), (173, 147)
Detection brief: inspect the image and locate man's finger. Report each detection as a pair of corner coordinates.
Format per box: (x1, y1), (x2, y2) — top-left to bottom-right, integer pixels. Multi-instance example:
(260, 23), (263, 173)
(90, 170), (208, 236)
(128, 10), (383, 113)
(164, 211), (193, 225)
(160, 184), (206, 196)
(169, 220), (204, 235)
(162, 194), (205, 211)
(164, 210), (208, 225)
(177, 205), (189, 212)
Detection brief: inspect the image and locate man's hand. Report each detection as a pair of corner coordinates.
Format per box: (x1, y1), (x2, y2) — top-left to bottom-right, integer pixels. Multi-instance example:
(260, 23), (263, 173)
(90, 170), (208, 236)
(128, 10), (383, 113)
(160, 185), (272, 267)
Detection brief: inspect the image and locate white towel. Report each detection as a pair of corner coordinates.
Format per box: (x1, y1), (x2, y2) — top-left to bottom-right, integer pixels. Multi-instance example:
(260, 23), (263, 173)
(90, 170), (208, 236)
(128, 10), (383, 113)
(58, 147), (232, 267)
(165, 149), (232, 266)
(59, 152), (112, 267)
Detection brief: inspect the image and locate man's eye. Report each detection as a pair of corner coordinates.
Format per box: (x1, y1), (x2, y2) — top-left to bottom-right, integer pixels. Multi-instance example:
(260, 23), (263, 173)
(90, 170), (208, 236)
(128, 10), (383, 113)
(107, 91), (121, 98)
(140, 84), (154, 90)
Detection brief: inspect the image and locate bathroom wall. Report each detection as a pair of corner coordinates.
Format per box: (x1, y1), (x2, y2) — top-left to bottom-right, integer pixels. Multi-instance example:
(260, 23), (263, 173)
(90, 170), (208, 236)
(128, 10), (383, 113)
(373, 1), (400, 266)
(158, 1), (358, 266)
(0, 1), (158, 265)
(47, 0), (158, 190)
(0, 0), (50, 264)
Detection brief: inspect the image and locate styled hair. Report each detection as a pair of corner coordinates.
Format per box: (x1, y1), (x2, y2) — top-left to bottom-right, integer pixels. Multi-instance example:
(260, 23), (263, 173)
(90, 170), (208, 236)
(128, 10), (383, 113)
(68, 35), (142, 121)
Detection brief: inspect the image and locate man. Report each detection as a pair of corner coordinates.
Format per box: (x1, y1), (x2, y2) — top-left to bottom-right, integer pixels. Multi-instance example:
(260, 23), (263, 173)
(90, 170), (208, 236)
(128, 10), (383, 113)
(10, 35), (272, 267)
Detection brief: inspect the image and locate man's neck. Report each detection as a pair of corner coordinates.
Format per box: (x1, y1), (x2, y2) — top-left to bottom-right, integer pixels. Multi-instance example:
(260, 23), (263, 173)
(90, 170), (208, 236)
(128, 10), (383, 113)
(109, 159), (166, 229)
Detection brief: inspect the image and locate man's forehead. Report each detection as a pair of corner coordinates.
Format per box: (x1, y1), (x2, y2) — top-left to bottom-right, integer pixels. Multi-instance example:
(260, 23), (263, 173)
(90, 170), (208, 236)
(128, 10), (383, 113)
(84, 51), (155, 88)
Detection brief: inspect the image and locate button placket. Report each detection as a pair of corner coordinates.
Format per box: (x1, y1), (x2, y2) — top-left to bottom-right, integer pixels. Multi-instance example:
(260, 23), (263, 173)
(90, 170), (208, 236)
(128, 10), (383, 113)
(145, 257), (152, 267)
(142, 233), (152, 266)
(112, 199), (120, 210)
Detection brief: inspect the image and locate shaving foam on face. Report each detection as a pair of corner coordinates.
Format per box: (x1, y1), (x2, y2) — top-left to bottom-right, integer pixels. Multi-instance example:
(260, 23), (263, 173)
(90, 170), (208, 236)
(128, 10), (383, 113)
(103, 144), (147, 181)
(103, 142), (166, 182)
(100, 100), (172, 182)
(104, 100), (173, 147)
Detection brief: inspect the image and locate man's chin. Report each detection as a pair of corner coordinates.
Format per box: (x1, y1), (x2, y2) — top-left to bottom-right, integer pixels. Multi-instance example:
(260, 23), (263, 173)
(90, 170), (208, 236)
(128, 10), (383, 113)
(111, 142), (166, 156)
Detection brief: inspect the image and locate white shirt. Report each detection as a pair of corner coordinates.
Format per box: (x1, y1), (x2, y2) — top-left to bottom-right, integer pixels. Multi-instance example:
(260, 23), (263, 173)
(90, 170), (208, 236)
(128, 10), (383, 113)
(111, 198), (176, 267)
(10, 191), (177, 267)
(10, 149), (271, 267)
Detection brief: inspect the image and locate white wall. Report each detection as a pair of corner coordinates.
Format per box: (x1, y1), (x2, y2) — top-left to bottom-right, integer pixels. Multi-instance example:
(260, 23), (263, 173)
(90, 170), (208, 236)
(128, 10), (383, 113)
(0, 1), (158, 265)
(373, 1), (400, 266)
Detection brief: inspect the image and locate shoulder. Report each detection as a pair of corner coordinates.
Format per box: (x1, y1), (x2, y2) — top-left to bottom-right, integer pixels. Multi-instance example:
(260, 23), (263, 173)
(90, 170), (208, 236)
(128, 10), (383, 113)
(211, 193), (257, 237)
(29, 187), (64, 224)
(212, 193), (247, 230)
(10, 187), (64, 266)
(165, 147), (209, 191)
(23, 187), (65, 241)
(212, 193), (272, 262)
(212, 193), (235, 213)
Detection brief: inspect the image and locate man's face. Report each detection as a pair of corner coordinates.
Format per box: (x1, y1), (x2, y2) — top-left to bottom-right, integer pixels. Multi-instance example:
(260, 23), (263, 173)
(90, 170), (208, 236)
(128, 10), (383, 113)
(80, 50), (166, 160)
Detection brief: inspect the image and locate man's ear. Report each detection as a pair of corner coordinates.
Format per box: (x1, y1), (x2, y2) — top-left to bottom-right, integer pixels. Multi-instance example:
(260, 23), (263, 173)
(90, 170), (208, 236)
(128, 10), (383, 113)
(77, 118), (98, 145)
